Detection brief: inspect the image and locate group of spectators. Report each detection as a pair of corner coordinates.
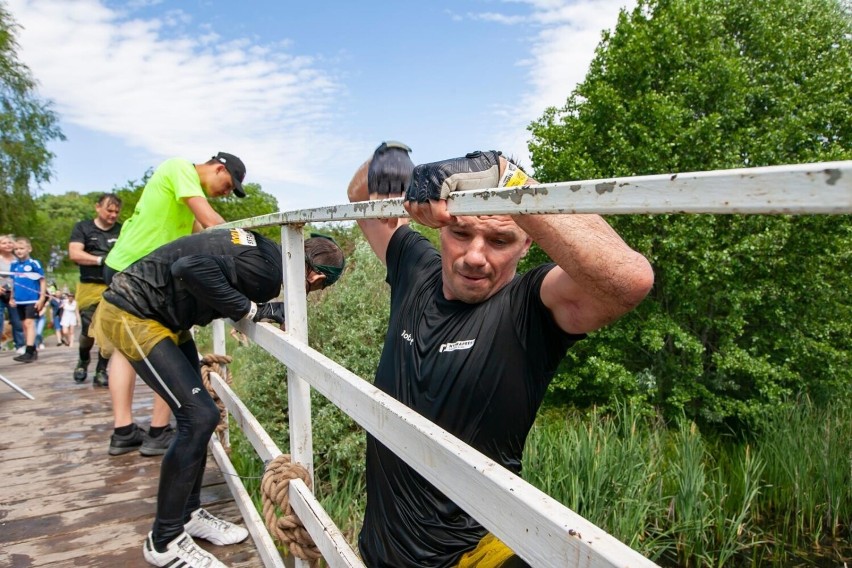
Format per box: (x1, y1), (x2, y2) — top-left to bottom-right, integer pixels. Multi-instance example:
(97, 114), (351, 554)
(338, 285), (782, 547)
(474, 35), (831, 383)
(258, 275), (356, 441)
(1, 237), (83, 356)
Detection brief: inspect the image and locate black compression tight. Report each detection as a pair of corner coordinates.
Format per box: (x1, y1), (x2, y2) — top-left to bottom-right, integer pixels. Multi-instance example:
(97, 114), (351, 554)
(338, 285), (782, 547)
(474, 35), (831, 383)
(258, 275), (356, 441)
(129, 337), (220, 551)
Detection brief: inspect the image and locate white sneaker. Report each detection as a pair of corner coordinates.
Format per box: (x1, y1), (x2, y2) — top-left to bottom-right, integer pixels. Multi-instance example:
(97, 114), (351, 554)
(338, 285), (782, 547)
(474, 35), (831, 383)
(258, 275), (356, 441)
(184, 508), (249, 546)
(143, 532), (227, 567)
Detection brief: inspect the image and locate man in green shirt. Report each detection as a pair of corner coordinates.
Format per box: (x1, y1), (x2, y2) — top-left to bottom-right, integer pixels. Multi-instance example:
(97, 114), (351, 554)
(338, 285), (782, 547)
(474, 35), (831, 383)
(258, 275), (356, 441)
(103, 152), (246, 457)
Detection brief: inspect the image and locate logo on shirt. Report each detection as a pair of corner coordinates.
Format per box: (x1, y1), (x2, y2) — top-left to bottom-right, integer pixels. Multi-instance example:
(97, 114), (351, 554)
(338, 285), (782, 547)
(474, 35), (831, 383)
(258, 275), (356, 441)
(401, 330), (414, 345)
(230, 228), (256, 247)
(439, 339), (476, 353)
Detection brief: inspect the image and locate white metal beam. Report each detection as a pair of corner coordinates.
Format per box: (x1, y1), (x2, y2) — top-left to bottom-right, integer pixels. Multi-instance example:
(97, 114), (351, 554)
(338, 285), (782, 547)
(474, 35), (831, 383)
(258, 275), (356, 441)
(218, 161), (851, 229)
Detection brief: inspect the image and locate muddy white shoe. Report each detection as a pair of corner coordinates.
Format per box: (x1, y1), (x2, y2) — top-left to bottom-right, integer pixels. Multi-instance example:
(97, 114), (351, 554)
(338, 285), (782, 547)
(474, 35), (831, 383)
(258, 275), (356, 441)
(184, 508), (249, 546)
(143, 531), (227, 567)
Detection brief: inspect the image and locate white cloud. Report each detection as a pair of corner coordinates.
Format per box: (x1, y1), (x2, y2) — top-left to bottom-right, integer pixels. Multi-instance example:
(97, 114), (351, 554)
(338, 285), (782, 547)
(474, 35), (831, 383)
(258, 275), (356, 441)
(6, 0), (362, 209)
(5, 0), (636, 210)
(484, 0), (636, 168)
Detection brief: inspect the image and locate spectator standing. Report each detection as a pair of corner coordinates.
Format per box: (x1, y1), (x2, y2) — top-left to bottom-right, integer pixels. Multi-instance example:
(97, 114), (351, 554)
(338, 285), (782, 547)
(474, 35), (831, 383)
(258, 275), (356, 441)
(1, 234), (25, 352)
(60, 293), (78, 348)
(47, 282), (63, 345)
(10, 237), (46, 363)
(68, 193), (122, 386)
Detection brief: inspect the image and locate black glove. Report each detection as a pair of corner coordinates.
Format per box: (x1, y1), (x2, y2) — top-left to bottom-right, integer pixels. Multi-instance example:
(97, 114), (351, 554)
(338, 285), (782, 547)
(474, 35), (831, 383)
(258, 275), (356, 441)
(253, 302), (285, 325)
(368, 141), (414, 196)
(405, 150), (501, 203)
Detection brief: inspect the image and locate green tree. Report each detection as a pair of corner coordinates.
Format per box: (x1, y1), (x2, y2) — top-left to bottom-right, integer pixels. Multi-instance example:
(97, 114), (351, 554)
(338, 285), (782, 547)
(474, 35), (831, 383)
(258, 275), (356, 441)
(527, 0), (852, 432)
(0, 3), (64, 234)
(209, 183), (281, 240)
(32, 192), (100, 274)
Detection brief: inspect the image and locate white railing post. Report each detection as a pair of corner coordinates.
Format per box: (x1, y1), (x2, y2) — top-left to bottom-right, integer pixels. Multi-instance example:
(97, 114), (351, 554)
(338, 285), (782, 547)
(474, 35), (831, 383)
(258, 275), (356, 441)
(281, 225), (314, 568)
(211, 319), (230, 448)
(280, 225), (314, 481)
(212, 319), (227, 357)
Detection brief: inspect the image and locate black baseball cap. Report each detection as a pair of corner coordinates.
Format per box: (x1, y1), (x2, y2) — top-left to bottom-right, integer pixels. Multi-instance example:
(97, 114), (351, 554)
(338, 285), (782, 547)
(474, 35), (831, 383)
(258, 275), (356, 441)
(213, 152), (247, 198)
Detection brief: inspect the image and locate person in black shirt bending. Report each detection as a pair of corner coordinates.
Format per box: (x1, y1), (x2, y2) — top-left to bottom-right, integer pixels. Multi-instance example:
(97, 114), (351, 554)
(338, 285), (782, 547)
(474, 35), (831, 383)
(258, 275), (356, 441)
(348, 143), (655, 567)
(68, 193), (122, 386)
(91, 229), (344, 568)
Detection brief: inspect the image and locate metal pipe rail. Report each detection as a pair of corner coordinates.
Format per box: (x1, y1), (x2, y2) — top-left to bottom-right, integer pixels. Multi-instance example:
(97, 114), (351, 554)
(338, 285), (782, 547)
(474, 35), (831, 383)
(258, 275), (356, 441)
(221, 161), (851, 230)
(207, 161), (851, 568)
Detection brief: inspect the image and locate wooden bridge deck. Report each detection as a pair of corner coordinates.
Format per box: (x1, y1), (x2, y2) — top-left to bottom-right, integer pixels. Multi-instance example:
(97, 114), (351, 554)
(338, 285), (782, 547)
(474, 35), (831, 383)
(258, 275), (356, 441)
(0, 342), (265, 567)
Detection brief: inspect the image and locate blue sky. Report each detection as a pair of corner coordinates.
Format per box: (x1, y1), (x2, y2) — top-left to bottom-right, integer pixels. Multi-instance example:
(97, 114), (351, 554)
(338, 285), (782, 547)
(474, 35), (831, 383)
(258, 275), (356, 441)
(7, 0), (635, 211)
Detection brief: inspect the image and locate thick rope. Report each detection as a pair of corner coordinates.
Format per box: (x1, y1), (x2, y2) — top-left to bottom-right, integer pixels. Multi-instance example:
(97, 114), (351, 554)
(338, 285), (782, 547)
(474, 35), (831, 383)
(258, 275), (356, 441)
(261, 454), (322, 565)
(200, 353), (232, 448)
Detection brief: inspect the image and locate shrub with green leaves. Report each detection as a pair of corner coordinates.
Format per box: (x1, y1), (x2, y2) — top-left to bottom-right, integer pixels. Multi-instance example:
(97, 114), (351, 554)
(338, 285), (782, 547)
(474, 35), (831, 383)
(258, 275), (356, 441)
(527, 0), (852, 432)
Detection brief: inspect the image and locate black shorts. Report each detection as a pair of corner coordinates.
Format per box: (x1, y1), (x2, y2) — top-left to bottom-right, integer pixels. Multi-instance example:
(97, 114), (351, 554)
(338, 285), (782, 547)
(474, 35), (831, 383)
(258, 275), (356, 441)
(16, 303), (39, 320)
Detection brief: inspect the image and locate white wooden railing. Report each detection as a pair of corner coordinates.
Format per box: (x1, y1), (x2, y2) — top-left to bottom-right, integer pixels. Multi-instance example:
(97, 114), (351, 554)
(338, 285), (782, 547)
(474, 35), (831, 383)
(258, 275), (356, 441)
(204, 161), (852, 568)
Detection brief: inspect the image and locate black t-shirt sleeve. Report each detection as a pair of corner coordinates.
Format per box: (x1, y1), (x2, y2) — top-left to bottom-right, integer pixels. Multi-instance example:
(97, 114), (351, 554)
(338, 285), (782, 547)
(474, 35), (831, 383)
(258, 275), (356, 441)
(385, 226), (440, 292)
(512, 263), (586, 380)
(69, 221), (86, 244)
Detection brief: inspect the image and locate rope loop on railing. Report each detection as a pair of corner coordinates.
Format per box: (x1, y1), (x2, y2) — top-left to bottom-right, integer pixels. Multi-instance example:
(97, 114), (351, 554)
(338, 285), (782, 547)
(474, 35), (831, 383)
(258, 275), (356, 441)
(200, 353), (233, 448)
(261, 454), (322, 565)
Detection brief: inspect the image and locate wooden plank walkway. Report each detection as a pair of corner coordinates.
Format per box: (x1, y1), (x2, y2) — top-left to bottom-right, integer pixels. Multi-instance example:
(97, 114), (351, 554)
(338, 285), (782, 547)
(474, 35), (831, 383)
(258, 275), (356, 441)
(0, 342), (265, 567)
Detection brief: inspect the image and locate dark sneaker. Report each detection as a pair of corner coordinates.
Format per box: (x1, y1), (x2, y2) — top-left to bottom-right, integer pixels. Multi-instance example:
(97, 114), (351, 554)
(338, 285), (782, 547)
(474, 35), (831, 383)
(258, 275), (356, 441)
(108, 423), (144, 456)
(93, 369), (109, 388)
(184, 508), (249, 545)
(13, 350), (37, 363)
(143, 532), (227, 568)
(73, 360), (89, 382)
(140, 425), (176, 457)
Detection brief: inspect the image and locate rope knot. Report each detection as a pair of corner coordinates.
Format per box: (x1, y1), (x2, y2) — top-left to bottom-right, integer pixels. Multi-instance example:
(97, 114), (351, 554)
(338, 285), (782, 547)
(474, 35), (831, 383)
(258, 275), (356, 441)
(261, 454), (322, 564)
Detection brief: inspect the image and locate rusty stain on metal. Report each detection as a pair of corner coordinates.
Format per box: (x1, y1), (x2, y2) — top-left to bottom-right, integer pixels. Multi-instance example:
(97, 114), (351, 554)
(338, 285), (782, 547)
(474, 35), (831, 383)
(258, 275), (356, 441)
(824, 168), (841, 186)
(509, 186), (547, 205)
(595, 182), (616, 194)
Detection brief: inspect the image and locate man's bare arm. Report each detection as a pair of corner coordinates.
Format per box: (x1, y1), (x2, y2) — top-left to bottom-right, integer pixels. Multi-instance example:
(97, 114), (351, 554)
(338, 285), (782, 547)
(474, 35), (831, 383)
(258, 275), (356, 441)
(515, 210), (654, 335)
(68, 242), (104, 266)
(184, 196), (226, 229)
(347, 159), (408, 266)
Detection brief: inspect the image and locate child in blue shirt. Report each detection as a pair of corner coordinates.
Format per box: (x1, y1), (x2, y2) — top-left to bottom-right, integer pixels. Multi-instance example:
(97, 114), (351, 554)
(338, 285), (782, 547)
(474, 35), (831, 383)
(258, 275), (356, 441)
(10, 237), (46, 363)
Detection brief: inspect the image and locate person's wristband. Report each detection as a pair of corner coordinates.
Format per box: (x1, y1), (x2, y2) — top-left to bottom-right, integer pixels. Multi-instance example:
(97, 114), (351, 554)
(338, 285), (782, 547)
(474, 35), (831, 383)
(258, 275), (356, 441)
(244, 301), (258, 321)
(97, 256), (104, 266)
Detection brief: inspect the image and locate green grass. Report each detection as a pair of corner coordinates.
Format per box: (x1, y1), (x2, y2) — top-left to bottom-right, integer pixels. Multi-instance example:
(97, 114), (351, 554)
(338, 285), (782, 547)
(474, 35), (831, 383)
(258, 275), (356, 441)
(522, 401), (850, 566)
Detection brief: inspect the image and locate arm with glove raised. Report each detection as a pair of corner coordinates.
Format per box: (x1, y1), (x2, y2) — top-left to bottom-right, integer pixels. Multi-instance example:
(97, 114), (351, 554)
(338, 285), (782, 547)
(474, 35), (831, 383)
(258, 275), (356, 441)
(348, 141), (415, 264)
(403, 150), (531, 228)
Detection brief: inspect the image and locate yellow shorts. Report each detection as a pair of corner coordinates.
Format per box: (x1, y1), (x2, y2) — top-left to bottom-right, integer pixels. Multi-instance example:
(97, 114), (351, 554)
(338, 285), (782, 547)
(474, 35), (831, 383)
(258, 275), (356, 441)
(456, 533), (517, 568)
(75, 282), (107, 311)
(90, 300), (191, 361)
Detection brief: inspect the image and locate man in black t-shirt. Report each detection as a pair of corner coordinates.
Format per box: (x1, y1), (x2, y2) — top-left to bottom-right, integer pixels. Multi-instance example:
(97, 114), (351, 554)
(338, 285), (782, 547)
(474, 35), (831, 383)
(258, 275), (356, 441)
(68, 193), (122, 386)
(348, 143), (655, 567)
(90, 229), (345, 568)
